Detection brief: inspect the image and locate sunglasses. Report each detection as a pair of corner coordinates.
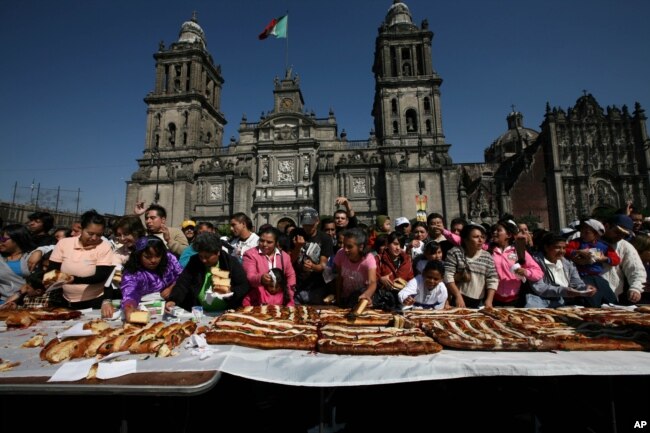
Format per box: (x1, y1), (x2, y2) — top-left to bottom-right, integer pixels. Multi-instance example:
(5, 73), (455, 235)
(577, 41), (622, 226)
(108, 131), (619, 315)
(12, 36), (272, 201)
(0, 236), (10, 242)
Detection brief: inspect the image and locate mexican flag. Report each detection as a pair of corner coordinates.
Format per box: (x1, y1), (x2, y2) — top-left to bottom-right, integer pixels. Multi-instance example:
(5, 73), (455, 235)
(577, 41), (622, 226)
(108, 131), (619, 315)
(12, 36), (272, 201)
(258, 15), (288, 40)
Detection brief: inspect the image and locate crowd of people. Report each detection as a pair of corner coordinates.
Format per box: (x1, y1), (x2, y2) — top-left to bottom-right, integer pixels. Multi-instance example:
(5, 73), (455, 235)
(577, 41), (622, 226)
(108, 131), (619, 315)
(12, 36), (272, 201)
(1, 197), (649, 317)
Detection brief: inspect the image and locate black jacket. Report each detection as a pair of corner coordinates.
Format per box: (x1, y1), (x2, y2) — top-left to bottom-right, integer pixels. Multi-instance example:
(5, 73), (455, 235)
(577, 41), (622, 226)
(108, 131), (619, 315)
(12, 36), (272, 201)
(169, 251), (249, 311)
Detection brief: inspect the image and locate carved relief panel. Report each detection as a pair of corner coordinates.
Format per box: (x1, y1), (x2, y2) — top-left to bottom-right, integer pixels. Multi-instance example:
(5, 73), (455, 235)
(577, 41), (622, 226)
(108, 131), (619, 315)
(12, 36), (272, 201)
(209, 183), (223, 202)
(277, 159), (295, 183)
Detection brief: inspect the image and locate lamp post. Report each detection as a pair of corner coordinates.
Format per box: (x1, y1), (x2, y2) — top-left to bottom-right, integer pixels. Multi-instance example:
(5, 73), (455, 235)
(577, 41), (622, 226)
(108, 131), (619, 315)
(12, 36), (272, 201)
(417, 136), (424, 195)
(151, 147), (161, 203)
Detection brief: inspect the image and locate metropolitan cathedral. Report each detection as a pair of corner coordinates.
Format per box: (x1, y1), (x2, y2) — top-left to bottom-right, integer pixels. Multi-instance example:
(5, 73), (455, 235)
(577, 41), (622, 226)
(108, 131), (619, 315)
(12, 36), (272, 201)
(126, 1), (650, 231)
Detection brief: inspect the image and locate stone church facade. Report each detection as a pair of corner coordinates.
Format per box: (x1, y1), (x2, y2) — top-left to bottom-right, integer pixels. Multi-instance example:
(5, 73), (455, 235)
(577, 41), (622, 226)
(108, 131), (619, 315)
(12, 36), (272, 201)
(126, 2), (650, 231)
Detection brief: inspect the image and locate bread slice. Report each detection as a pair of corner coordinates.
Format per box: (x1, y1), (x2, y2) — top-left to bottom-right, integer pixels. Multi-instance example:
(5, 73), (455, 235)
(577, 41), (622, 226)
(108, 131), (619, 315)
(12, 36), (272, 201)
(393, 277), (408, 290)
(212, 268), (231, 293)
(43, 270), (71, 286)
(128, 310), (151, 324)
(211, 267), (230, 279)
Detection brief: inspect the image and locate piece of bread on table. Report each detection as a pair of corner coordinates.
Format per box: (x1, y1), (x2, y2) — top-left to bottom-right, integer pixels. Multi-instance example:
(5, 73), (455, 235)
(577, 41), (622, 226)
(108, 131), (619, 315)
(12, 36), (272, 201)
(128, 310), (150, 324)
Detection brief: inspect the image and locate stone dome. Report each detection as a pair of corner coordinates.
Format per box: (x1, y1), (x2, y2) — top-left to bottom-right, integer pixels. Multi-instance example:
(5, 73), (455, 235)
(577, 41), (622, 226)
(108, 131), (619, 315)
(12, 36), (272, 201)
(385, 1), (415, 28)
(485, 111), (539, 163)
(178, 14), (206, 47)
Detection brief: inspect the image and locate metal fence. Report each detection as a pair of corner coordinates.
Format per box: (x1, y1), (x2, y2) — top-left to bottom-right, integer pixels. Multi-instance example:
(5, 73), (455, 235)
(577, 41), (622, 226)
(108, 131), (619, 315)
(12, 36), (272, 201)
(7, 183), (81, 214)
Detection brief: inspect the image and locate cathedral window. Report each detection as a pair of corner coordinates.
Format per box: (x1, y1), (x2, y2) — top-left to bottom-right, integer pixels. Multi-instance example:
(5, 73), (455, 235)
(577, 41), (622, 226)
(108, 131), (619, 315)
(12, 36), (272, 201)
(186, 62), (192, 91)
(168, 123), (176, 146)
(423, 97), (431, 113)
(391, 99), (398, 116)
(402, 62), (411, 76)
(405, 109), (418, 133)
(390, 47), (398, 77)
(416, 46), (425, 75)
(183, 132), (187, 145)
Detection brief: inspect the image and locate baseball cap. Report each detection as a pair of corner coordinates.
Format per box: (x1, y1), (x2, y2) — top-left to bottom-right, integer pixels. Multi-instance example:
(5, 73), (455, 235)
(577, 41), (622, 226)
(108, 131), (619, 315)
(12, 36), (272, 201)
(560, 227), (578, 238)
(299, 208), (319, 225)
(395, 217), (410, 228)
(181, 220), (196, 229)
(607, 214), (634, 236)
(580, 219), (605, 236)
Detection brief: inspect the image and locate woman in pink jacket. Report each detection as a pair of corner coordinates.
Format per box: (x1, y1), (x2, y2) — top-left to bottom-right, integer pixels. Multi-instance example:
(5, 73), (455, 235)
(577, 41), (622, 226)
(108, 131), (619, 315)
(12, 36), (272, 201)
(486, 219), (543, 307)
(242, 227), (296, 306)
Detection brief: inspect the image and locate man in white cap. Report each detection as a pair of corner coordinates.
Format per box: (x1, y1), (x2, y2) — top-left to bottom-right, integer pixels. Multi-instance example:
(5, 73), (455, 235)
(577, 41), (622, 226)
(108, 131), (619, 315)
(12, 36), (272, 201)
(565, 218), (619, 306)
(395, 216), (411, 250)
(601, 214), (647, 304)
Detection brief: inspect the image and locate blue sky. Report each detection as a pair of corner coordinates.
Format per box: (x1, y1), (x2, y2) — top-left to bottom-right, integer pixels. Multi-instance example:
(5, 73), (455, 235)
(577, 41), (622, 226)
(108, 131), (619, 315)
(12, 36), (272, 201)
(1, 0), (649, 216)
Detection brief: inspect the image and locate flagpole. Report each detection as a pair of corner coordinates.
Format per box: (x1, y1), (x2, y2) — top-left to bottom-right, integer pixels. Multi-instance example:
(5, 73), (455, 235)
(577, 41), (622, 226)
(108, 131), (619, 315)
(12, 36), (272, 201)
(285, 12), (289, 72)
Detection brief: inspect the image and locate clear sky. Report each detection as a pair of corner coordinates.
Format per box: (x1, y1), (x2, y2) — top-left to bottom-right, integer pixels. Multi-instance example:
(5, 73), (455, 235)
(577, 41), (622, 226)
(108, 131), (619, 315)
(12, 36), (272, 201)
(1, 0), (649, 216)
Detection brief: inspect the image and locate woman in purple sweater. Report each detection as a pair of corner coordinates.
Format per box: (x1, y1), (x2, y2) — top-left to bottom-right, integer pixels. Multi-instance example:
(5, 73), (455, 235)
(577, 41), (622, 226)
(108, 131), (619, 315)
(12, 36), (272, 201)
(120, 236), (182, 320)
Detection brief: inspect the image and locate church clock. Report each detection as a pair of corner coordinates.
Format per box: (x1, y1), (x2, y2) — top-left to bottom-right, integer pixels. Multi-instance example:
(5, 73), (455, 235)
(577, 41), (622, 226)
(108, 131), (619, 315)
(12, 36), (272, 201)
(281, 97), (294, 111)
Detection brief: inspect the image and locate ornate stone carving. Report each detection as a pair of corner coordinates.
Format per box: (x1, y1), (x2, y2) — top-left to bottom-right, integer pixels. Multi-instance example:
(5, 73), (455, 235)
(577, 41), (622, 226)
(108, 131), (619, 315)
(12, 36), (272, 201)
(277, 159), (295, 183)
(352, 177), (367, 194)
(209, 184), (223, 201)
(303, 155), (310, 180)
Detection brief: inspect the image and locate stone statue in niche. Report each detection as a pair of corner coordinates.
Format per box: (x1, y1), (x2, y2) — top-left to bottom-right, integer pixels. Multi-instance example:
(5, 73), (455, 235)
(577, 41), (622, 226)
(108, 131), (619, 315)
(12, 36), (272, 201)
(303, 159), (310, 180)
(261, 159), (269, 182)
(398, 153), (408, 168)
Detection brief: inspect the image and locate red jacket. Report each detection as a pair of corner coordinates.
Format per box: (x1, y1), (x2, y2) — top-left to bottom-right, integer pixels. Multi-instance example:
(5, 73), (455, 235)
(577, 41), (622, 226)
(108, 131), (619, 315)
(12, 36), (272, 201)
(375, 250), (414, 286)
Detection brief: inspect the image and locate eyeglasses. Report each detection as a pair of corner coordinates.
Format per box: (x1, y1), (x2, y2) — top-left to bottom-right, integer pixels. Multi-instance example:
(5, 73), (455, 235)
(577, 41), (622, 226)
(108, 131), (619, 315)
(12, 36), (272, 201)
(0, 236), (10, 242)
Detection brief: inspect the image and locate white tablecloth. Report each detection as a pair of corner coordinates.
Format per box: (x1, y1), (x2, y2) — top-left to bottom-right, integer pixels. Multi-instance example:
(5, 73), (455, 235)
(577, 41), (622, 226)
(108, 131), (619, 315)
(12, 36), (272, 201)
(3, 312), (650, 387)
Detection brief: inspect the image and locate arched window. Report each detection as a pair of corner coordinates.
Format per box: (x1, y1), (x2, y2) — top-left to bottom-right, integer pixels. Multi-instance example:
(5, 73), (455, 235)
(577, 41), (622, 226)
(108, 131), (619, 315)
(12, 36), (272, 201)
(168, 123), (176, 146)
(423, 97), (431, 113)
(405, 109), (418, 133)
(391, 99), (398, 115)
(402, 62), (411, 76)
(392, 121), (399, 135)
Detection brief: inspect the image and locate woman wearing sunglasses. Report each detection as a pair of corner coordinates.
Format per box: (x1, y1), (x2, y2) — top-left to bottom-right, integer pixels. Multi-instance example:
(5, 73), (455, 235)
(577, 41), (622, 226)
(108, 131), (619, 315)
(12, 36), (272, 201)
(0, 224), (37, 303)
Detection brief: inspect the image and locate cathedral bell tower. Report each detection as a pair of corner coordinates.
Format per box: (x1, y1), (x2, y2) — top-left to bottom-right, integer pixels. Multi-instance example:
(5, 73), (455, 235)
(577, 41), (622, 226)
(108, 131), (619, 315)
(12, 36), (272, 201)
(126, 14), (227, 225)
(371, 1), (445, 145)
(370, 1), (459, 222)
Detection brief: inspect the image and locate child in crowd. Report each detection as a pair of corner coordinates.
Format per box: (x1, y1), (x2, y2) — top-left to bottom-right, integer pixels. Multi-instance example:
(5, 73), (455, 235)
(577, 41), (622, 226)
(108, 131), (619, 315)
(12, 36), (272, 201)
(333, 228), (377, 307)
(413, 241), (443, 275)
(398, 260), (448, 309)
(120, 236), (183, 321)
(565, 219), (620, 277)
(368, 215), (392, 249)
